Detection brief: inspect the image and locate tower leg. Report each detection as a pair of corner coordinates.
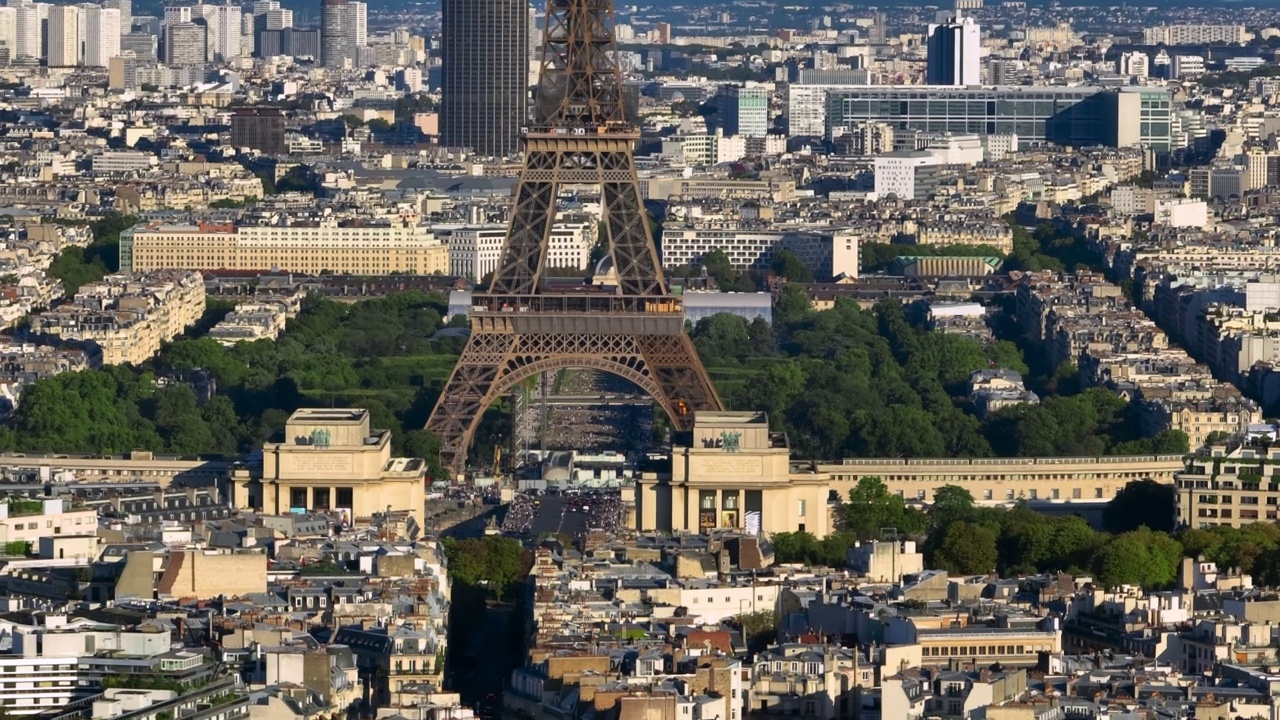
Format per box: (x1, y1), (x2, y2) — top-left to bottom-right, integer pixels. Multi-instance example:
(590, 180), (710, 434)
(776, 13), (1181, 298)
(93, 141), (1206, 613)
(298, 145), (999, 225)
(425, 329), (722, 480)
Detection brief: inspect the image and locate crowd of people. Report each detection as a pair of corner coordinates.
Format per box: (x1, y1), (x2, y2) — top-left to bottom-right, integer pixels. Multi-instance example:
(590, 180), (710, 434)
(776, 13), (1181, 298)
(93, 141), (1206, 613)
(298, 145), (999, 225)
(499, 489), (624, 537)
(501, 492), (538, 533)
(513, 370), (655, 456)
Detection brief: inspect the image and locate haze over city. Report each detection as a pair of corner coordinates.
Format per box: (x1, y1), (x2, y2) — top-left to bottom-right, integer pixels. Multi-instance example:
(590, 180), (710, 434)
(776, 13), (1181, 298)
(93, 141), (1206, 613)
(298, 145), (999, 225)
(0, 0), (1275, 720)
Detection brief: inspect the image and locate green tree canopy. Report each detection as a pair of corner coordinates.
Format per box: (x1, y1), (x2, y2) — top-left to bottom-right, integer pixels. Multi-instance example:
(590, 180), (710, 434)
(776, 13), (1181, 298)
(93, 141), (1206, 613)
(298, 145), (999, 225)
(1104, 479), (1177, 534)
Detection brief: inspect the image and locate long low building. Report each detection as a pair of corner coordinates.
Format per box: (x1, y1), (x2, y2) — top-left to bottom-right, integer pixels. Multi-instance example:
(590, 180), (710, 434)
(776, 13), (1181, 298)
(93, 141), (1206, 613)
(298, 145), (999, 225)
(816, 455), (1185, 505)
(636, 411), (1185, 536)
(660, 224), (859, 280)
(825, 85), (1173, 151)
(119, 221), (450, 276)
(0, 450), (234, 486)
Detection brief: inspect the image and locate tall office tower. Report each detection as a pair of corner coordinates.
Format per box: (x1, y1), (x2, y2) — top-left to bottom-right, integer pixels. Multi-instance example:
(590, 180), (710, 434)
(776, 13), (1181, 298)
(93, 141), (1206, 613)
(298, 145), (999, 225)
(108, 51), (137, 88)
(103, 0), (129, 33)
(46, 5), (79, 66)
(347, 1), (365, 49)
(13, 2), (40, 60)
(440, 0), (528, 156)
(0, 7), (16, 59)
(84, 6), (120, 66)
(320, 0), (347, 67)
(868, 11), (887, 45)
(164, 21), (206, 65)
(718, 85), (769, 137)
(213, 4), (240, 59)
(120, 31), (154, 61)
(162, 6), (190, 25)
(1118, 51), (1149, 80)
(188, 3), (220, 63)
(264, 8), (291, 30)
(252, 0), (279, 14)
(926, 10), (980, 86)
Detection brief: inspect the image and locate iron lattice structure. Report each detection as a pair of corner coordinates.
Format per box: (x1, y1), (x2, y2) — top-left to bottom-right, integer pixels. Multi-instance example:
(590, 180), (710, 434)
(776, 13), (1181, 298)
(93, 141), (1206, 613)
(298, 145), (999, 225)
(425, 0), (722, 477)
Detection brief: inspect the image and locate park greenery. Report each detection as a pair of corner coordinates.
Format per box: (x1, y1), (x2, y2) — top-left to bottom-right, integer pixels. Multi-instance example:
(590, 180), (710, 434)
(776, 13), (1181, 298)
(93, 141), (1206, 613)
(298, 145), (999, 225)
(693, 297), (1189, 460)
(2, 292), (472, 481)
(441, 535), (528, 602)
(46, 212), (137, 295)
(772, 478), (1280, 589)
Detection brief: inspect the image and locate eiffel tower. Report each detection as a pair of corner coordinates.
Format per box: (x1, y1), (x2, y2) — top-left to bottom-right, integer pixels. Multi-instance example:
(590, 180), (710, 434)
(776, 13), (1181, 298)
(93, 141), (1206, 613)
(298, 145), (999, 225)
(425, 0), (723, 477)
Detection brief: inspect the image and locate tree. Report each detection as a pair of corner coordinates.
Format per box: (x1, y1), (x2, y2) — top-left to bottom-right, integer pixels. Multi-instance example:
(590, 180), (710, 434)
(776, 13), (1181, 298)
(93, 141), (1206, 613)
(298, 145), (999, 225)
(733, 610), (778, 652)
(840, 477), (925, 540)
(700, 249), (735, 283)
(930, 485), (975, 525)
(774, 284), (811, 325)
(441, 536), (528, 601)
(770, 249), (814, 282)
(932, 521), (998, 575)
(1104, 479), (1176, 534)
(770, 530), (818, 564)
(403, 430), (447, 482)
(367, 118), (393, 133)
(692, 313), (751, 362)
(1093, 528), (1183, 589)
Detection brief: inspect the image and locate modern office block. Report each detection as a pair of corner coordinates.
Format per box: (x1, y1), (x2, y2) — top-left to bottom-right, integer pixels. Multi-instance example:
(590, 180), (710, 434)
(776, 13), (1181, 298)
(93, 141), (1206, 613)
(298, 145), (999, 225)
(825, 85), (1173, 151)
(84, 7), (121, 67)
(164, 21), (206, 66)
(320, 0), (346, 67)
(46, 4), (79, 66)
(717, 85), (769, 137)
(230, 107), (286, 154)
(926, 12), (981, 86)
(440, 0), (529, 157)
(103, 0), (129, 33)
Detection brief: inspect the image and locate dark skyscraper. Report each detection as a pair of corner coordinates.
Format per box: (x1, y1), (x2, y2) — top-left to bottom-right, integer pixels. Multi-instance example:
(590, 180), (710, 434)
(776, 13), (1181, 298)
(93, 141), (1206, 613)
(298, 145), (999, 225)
(231, 108), (286, 154)
(441, 0), (529, 157)
(320, 0), (347, 68)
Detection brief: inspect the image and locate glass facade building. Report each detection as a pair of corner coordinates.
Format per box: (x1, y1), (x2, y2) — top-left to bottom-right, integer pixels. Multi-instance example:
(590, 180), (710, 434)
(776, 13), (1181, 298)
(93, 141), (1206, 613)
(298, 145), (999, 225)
(826, 86), (1174, 151)
(441, 0), (529, 157)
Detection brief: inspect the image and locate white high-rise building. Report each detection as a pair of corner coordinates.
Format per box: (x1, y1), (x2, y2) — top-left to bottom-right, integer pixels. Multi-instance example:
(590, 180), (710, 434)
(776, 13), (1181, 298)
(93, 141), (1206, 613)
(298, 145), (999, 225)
(926, 10), (981, 86)
(348, 1), (366, 48)
(103, 0), (130, 33)
(46, 4), (79, 66)
(13, 2), (43, 60)
(84, 6), (121, 66)
(213, 4), (240, 59)
(162, 5), (190, 25)
(192, 4), (219, 61)
(0, 7), (17, 59)
(264, 8), (291, 29)
(1118, 51), (1149, 79)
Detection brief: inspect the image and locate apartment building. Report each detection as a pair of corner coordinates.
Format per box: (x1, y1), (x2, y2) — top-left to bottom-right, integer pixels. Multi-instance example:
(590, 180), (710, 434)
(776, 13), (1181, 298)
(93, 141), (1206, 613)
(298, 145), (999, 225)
(0, 617), (222, 716)
(0, 498), (97, 548)
(119, 222), (449, 276)
(1142, 24), (1246, 45)
(916, 221), (1014, 253)
(660, 224), (859, 279)
(207, 298), (298, 346)
(28, 271), (205, 366)
(1176, 443), (1280, 528)
(1139, 397), (1258, 450)
(888, 618), (1063, 668)
(439, 222), (593, 281)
